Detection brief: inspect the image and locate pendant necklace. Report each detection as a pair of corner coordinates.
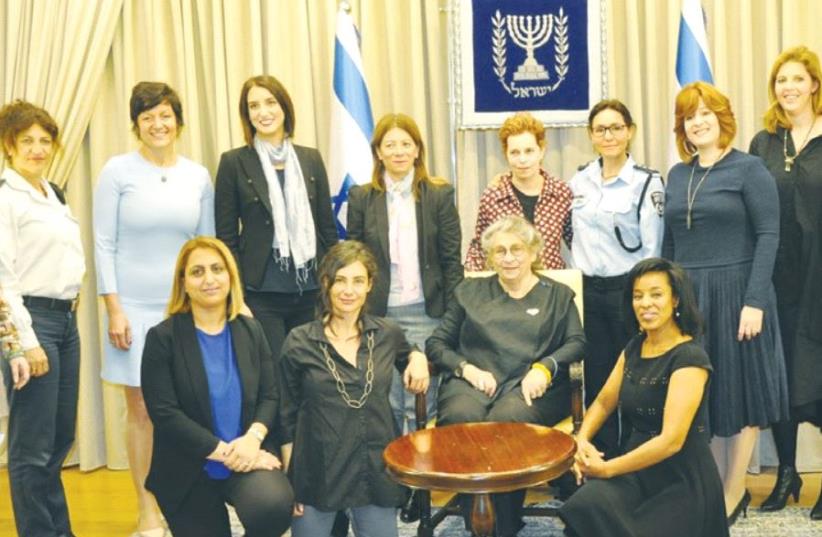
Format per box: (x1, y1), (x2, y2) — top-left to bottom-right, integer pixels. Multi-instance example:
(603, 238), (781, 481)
(783, 118), (816, 172)
(686, 150), (725, 230)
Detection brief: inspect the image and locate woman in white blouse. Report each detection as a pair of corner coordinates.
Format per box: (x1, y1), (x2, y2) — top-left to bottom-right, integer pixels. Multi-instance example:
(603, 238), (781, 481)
(0, 100), (85, 537)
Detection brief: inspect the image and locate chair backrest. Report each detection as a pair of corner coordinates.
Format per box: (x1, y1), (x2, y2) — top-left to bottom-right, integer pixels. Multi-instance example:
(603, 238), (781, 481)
(464, 268), (584, 325)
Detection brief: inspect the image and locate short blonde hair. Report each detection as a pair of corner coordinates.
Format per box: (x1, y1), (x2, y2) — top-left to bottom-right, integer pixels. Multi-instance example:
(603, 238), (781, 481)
(481, 215), (544, 272)
(673, 82), (737, 163)
(166, 237), (245, 320)
(498, 112), (546, 152)
(764, 46), (822, 133)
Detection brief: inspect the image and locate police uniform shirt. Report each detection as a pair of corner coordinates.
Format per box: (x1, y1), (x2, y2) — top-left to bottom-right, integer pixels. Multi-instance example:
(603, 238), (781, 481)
(568, 155), (664, 277)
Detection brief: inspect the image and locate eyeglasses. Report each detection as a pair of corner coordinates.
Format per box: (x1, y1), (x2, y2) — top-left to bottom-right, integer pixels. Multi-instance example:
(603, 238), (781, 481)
(491, 244), (528, 260)
(591, 124), (628, 138)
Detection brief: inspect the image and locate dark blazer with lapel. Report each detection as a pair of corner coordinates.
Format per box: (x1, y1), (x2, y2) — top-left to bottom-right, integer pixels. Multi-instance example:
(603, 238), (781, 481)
(141, 313), (278, 513)
(214, 144), (339, 288)
(347, 180), (463, 318)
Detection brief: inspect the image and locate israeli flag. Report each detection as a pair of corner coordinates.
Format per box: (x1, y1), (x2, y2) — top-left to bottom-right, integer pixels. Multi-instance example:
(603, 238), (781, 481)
(676, 0), (714, 86)
(328, 4), (374, 238)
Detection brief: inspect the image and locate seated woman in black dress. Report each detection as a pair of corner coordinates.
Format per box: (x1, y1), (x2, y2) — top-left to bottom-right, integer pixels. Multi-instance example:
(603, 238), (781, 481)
(559, 258), (728, 537)
(279, 240), (429, 537)
(426, 215), (585, 537)
(141, 236), (293, 537)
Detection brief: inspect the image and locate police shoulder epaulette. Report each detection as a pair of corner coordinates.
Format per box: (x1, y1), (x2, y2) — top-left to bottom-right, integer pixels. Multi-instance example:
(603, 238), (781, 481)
(633, 164), (659, 175)
(577, 159), (596, 172)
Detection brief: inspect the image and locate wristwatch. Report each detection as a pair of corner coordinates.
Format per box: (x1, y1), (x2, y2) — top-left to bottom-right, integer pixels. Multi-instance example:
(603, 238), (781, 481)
(454, 360), (469, 378)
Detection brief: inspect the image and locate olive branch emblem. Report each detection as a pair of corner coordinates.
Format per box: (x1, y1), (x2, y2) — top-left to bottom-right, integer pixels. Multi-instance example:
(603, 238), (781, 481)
(491, 8), (569, 96)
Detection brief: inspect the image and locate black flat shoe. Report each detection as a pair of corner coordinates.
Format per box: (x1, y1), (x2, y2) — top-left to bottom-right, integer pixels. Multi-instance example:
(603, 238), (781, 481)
(760, 465), (803, 512)
(727, 490), (751, 527)
(400, 489), (424, 523)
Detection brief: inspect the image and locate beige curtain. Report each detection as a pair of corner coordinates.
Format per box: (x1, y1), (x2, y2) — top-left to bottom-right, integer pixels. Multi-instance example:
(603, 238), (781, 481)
(1, 0), (820, 470)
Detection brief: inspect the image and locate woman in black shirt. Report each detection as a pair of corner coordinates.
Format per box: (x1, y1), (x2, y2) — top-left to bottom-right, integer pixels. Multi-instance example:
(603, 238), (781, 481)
(280, 240), (429, 537)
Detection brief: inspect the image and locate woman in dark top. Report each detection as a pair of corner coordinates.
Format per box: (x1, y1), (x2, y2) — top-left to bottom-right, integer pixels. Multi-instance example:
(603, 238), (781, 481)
(664, 81), (788, 520)
(560, 258), (728, 537)
(279, 240), (429, 537)
(215, 75), (338, 363)
(347, 112), (462, 434)
(749, 45), (822, 519)
(141, 237), (293, 537)
(464, 112), (572, 271)
(427, 215), (584, 537)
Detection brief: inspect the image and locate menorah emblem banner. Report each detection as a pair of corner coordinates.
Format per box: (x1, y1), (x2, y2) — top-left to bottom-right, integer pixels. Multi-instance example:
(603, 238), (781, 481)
(454, 0), (605, 128)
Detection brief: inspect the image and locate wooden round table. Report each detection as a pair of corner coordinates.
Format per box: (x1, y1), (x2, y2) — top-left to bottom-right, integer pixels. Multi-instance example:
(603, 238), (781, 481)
(384, 422), (576, 537)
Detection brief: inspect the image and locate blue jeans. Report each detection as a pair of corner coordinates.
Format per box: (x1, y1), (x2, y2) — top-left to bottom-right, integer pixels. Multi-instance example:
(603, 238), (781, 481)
(292, 504), (398, 537)
(1, 306), (80, 537)
(386, 302), (440, 434)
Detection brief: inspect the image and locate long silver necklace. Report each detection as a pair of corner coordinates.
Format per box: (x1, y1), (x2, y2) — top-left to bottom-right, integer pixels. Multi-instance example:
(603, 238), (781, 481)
(686, 153), (723, 230)
(783, 118), (817, 172)
(320, 331), (375, 409)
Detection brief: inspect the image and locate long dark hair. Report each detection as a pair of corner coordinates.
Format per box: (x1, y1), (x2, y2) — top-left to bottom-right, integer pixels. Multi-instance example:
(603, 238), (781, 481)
(623, 257), (703, 336)
(316, 241), (378, 329)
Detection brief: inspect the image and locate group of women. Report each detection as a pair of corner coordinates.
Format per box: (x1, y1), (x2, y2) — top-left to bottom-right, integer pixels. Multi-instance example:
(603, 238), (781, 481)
(0, 43), (820, 537)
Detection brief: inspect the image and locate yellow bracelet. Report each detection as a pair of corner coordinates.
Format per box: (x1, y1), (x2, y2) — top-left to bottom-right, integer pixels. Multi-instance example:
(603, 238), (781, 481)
(531, 362), (552, 384)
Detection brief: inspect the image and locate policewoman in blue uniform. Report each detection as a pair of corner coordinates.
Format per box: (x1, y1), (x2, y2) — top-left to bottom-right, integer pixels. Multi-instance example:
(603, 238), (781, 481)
(567, 99), (665, 458)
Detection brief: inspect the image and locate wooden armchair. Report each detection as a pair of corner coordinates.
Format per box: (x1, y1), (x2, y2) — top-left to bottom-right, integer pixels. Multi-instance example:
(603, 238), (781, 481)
(409, 269), (585, 535)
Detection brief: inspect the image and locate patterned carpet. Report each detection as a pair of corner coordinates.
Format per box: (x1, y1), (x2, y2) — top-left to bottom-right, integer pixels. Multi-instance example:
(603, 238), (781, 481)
(227, 503), (822, 536)
(395, 504), (822, 536)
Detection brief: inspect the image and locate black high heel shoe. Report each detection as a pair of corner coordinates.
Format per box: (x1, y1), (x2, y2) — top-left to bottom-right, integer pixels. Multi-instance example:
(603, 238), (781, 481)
(811, 488), (822, 520)
(727, 490), (751, 527)
(760, 465), (803, 512)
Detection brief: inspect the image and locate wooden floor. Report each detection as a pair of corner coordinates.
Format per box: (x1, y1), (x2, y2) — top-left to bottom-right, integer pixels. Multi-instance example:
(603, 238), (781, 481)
(0, 467), (819, 536)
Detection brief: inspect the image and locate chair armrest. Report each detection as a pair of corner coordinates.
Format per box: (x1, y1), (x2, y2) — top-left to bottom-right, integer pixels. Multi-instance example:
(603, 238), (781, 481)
(569, 361), (584, 436)
(414, 362), (438, 431)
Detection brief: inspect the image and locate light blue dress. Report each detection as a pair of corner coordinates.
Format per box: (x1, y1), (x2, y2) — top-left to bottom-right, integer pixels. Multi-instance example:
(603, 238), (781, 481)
(94, 151), (215, 386)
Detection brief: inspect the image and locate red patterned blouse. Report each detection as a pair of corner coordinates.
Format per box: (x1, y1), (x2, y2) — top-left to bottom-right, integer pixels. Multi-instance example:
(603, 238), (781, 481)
(464, 169), (572, 271)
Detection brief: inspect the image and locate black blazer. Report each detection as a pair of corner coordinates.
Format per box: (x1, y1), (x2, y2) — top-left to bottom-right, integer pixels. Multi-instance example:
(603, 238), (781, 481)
(141, 313), (278, 513)
(214, 145), (339, 288)
(347, 180), (463, 318)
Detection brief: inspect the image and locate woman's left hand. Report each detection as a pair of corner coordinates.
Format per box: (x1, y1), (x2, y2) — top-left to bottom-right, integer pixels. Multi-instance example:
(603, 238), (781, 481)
(737, 306), (764, 341)
(575, 439), (609, 479)
(224, 433), (261, 472)
(521, 368), (549, 407)
(403, 351), (430, 394)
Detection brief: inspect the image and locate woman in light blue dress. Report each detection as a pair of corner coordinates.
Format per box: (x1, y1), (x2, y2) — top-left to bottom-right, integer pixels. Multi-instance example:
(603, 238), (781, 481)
(93, 81), (214, 537)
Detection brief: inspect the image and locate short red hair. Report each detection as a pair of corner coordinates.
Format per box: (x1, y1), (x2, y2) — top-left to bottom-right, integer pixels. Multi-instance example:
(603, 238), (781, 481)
(673, 82), (736, 163)
(498, 112), (546, 152)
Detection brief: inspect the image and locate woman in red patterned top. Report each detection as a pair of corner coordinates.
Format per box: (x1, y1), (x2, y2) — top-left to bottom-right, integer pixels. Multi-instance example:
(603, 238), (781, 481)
(464, 112), (572, 271)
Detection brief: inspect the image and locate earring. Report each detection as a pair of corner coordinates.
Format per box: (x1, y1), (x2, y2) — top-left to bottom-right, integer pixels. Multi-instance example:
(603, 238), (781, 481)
(675, 309), (681, 318)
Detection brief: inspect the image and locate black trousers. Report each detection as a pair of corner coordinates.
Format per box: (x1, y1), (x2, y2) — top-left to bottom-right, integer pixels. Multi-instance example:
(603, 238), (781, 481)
(438, 377), (572, 536)
(2, 306), (80, 537)
(160, 470), (294, 537)
(245, 289), (317, 362)
(582, 275), (632, 458)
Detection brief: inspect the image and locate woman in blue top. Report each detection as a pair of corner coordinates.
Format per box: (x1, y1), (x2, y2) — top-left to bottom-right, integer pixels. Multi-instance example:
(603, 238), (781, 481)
(141, 236), (293, 537)
(93, 81), (214, 536)
(663, 81), (789, 522)
(568, 99), (665, 458)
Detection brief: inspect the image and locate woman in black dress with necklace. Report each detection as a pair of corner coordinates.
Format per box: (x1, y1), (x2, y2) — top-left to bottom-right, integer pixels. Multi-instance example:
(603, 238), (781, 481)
(749, 45), (822, 519)
(560, 258), (728, 537)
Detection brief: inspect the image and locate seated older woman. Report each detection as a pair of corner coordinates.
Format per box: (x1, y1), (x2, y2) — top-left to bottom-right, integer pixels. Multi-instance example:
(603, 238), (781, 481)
(141, 236), (293, 537)
(426, 214), (585, 537)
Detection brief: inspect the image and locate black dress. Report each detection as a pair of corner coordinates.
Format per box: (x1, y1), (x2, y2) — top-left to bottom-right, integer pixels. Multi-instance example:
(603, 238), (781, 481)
(559, 336), (728, 537)
(750, 129), (822, 425)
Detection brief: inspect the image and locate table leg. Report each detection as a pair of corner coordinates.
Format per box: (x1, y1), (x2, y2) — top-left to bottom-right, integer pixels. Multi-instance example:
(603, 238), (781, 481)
(471, 493), (495, 537)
